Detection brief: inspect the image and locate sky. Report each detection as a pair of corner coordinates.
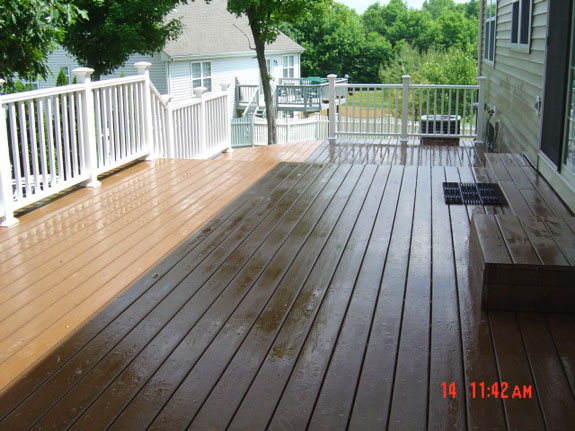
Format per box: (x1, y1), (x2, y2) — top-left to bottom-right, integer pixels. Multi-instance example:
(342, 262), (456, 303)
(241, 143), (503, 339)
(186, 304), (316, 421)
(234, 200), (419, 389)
(336, 0), (468, 14)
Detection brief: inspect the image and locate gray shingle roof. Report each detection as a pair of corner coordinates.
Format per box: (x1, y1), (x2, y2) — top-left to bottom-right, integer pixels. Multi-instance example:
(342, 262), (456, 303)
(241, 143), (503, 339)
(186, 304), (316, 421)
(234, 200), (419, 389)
(163, 0), (304, 57)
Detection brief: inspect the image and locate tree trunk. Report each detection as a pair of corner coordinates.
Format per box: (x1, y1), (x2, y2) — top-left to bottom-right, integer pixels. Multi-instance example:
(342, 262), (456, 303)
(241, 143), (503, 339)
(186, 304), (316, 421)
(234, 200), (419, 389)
(247, 15), (277, 145)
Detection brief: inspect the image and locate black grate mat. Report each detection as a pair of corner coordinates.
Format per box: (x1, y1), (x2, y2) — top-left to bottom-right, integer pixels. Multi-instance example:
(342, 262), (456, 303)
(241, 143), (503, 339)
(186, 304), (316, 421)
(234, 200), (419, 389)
(442, 182), (503, 205)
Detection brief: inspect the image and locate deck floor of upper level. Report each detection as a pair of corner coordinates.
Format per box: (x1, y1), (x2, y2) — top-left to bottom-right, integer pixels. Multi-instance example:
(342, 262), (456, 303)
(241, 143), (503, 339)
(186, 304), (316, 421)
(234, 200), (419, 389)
(1, 139), (574, 430)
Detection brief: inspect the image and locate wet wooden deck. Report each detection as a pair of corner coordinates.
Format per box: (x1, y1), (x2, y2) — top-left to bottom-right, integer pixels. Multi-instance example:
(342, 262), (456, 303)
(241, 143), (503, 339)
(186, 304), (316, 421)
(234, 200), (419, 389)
(1, 139), (575, 430)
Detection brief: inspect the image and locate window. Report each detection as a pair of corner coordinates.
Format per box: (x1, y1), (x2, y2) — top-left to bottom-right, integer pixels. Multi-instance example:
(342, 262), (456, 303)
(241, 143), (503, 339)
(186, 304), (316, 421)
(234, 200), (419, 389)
(484, 0), (497, 62)
(192, 61), (211, 92)
(282, 55), (295, 78)
(511, 0), (531, 46)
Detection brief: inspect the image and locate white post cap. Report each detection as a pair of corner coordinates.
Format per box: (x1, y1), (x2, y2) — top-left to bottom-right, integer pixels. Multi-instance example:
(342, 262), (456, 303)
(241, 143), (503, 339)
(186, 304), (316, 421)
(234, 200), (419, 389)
(72, 67), (95, 83)
(134, 62), (152, 74)
(194, 87), (207, 98)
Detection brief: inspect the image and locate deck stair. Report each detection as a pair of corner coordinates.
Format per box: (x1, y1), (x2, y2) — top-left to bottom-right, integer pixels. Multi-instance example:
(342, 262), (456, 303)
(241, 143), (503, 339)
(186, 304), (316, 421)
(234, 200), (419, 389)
(470, 153), (575, 311)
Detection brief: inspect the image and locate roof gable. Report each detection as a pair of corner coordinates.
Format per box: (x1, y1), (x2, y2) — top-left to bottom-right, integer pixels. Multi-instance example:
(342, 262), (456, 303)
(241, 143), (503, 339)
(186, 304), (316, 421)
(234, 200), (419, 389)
(163, 0), (304, 58)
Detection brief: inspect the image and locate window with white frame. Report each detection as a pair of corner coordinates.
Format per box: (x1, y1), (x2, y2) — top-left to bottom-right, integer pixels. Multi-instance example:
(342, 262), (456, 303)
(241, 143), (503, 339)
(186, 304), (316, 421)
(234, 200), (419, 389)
(192, 61), (212, 92)
(484, 0), (497, 62)
(282, 55), (295, 78)
(511, 0), (531, 46)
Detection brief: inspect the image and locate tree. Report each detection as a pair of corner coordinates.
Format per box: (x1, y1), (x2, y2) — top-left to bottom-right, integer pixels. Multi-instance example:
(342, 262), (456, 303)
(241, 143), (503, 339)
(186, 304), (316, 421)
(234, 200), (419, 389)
(280, 3), (391, 82)
(227, 0), (326, 145)
(56, 68), (69, 86)
(0, 0), (83, 86)
(62, 0), (189, 78)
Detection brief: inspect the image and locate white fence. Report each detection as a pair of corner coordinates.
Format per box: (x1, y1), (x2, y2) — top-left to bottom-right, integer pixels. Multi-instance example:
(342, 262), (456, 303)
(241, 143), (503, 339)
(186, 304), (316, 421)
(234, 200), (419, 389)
(0, 63), (230, 226)
(232, 114), (328, 147)
(327, 74), (486, 142)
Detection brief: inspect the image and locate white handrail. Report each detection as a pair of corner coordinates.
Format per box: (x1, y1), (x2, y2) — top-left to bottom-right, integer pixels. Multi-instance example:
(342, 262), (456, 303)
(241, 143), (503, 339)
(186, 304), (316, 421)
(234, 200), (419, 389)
(91, 75), (145, 89)
(329, 74), (483, 141)
(1, 64), (231, 225)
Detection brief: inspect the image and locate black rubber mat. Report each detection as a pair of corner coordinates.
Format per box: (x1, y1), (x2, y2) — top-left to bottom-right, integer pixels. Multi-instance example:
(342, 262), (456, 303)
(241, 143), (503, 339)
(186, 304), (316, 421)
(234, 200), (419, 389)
(442, 182), (502, 205)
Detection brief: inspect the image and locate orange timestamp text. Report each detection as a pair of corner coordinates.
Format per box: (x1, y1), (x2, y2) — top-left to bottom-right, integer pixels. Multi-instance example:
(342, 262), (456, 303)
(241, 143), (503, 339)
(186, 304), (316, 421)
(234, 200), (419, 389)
(441, 381), (533, 399)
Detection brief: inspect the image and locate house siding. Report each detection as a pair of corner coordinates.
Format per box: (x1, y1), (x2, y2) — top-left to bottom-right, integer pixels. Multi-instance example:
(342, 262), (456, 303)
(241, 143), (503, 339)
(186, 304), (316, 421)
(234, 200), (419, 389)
(167, 53), (301, 118)
(39, 48), (168, 94)
(480, 0), (547, 164)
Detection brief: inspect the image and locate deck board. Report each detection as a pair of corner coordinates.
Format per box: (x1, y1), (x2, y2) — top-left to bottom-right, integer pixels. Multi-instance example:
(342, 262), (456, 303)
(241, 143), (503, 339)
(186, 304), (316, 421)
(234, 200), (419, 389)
(1, 140), (574, 430)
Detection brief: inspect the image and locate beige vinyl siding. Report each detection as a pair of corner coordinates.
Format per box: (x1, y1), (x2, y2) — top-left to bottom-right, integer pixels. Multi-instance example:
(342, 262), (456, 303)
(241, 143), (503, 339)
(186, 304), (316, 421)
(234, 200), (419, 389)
(480, 0), (547, 163)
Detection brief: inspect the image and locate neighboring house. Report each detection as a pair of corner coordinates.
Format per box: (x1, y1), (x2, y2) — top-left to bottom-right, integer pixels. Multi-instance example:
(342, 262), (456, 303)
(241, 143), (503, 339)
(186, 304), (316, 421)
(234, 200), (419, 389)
(479, 0), (575, 211)
(39, 0), (304, 117)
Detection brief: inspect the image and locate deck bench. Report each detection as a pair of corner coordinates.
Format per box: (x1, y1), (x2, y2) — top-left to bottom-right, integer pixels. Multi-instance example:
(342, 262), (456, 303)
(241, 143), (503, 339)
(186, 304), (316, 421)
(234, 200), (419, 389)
(470, 214), (575, 312)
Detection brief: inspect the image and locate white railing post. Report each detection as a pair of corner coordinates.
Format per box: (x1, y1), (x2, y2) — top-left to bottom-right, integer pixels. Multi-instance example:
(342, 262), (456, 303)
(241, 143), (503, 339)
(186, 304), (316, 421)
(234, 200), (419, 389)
(286, 117), (291, 143)
(72, 67), (100, 188)
(401, 75), (410, 143)
(0, 79), (18, 226)
(135, 62), (154, 159)
(220, 83), (232, 153)
(476, 76), (487, 143)
(194, 87), (207, 157)
(328, 74), (337, 141)
(162, 95), (175, 158)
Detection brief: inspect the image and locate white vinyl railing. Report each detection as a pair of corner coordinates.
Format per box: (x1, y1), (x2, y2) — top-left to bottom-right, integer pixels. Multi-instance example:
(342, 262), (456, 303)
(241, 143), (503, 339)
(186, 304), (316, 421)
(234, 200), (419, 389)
(231, 114), (328, 147)
(0, 83), (89, 221)
(0, 63), (230, 226)
(92, 76), (149, 173)
(327, 74), (487, 142)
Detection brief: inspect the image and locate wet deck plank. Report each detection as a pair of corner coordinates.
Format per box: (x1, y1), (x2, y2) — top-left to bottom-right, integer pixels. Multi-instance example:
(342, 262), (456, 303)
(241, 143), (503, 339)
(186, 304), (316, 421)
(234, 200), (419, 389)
(1, 140), (574, 430)
(0, 140), (323, 394)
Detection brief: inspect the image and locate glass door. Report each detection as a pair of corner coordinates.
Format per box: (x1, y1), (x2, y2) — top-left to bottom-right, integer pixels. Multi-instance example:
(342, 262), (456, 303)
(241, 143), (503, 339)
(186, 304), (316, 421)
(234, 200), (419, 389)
(563, 4), (575, 183)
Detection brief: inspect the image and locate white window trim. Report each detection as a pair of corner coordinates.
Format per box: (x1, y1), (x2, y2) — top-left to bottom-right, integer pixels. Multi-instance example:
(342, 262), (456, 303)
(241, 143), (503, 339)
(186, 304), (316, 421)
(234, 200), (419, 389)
(510, 0), (532, 52)
(484, 0), (497, 65)
(282, 55), (295, 78)
(191, 61), (212, 92)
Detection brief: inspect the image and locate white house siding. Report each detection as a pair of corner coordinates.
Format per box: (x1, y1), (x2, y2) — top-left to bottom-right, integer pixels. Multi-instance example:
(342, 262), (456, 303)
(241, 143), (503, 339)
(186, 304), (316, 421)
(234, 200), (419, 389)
(480, 0), (547, 163)
(167, 53), (301, 118)
(38, 48), (168, 94)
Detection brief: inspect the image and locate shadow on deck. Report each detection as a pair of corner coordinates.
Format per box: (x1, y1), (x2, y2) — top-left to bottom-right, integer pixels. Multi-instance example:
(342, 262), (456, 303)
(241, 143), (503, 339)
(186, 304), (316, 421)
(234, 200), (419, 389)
(1, 139), (574, 430)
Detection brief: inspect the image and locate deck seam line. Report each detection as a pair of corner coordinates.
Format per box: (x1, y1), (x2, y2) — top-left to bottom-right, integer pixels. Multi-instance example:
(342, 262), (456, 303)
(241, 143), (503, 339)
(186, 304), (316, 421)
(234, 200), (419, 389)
(543, 315), (575, 402)
(449, 167), (469, 431)
(515, 312), (548, 429)
(304, 165), (401, 430)
(377, 165), (418, 431)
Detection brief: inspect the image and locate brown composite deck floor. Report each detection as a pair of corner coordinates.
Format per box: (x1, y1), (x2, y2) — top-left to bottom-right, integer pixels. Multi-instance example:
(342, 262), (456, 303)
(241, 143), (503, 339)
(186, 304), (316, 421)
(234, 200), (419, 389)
(0, 140), (322, 394)
(1, 140), (575, 430)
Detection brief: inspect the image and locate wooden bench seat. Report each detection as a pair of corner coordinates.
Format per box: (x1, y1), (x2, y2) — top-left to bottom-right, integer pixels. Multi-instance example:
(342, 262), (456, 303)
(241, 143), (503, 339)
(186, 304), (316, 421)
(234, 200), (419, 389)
(470, 214), (575, 311)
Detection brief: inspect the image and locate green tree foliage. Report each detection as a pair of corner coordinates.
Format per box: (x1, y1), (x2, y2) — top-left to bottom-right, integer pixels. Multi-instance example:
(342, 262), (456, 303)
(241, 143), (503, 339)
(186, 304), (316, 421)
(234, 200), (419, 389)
(281, 3), (391, 82)
(62, 0), (188, 78)
(227, 0), (325, 145)
(379, 42), (477, 86)
(0, 0), (83, 85)
(55, 68), (69, 86)
(283, 0), (478, 84)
